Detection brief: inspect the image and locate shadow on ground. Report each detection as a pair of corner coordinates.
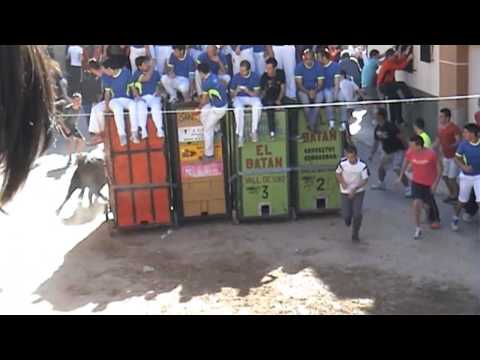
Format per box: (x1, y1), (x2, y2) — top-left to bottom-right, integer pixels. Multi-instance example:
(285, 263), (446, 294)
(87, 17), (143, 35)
(33, 220), (480, 315)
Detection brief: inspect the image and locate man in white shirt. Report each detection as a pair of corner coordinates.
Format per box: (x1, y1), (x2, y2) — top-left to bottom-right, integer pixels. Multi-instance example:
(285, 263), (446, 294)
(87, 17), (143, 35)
(336, 145), (370, 242)
(337, 70), (363, 133)
(66, 45), (83, 95)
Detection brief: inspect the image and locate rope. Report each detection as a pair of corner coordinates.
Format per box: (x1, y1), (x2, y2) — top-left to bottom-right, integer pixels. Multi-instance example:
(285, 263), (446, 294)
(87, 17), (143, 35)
(57, 94), (480, 118)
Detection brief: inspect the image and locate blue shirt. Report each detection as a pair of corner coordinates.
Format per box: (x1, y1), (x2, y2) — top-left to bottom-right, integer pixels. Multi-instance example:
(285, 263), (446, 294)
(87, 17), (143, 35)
(456, 140), (480, 176)
(295, 61), (325, 90)
(231, 45), (253, 51)
(102, 68), (132, 99)
(253, 45), (265, 53)
(167, 53), (196, 78)
(196, 52), (228, 75)
(132, 70), (161, 96)
(322, 61), (341, 89)
(202, 73), (228, 108)
(362, 58), (379, 88)
(230, 72), (261, 97)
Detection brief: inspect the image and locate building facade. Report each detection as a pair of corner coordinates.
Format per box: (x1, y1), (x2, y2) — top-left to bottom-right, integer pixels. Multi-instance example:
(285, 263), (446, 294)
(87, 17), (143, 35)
(368, 45), (480, 137)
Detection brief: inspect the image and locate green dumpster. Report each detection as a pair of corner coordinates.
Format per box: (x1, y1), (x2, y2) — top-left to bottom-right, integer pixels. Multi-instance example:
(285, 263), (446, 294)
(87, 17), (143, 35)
(229, 109), (292, 223)
(291, 107), (343, 216)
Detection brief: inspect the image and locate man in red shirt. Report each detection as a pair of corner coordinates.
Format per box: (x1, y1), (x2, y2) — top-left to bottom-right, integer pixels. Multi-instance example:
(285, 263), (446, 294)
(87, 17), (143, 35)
(377, 47), (414, 125)
(399, 135), (443, 239)
(432, 108), (462, 203)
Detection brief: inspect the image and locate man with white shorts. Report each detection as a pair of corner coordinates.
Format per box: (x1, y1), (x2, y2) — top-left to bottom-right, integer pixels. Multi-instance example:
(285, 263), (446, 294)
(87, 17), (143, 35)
(194, 45), (231, 96)
(432, 108), (462, 203)
(451, 123), (480, 231)
(131, 55), (164, 139)
(161, 45), (196, 104)
(369, 108), (410, 196)
(196, 62), (228, 162)
(253, 45), (266, 77)
(230, 60), (262, 147)
(150, 45), (172, 75)
(229, 45), (255, 76)
(88, 58), (140, 146)
(129, 45), (151, 75)
(265, 45), (297, 100)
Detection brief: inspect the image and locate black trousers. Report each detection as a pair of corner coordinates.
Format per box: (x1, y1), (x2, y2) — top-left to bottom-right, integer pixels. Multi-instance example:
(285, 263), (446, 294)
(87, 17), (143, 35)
(378, 81), (414, 125)
(261, 96), (298, 134)
(67, 66), (81, 96)
(412, 181), (441, 223)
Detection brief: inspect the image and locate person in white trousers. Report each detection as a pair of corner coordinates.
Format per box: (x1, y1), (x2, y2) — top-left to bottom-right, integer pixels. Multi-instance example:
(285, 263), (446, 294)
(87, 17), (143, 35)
(88, 59), (140, 146)
(150, 45), (172, 75)
(266, 45), (297, 99)
(229, 45), (256, 76)
(253, 45), (266, 77)
(129, 45), (151, 74)
(161, 45), (196, 103)
(230, 60), (262, 147)
(317, 48), (342, 129)
(196, 62), (229, 161)
(194, 45), (231, 96)
(131, 55), (164, 139)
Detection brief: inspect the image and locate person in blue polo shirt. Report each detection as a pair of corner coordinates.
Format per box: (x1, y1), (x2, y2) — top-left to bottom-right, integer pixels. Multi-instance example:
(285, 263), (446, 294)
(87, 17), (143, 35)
(230, 45), (255, 76)
(196, 62), (229, 162)
(451, 123), (480, 231)
(194, 45), (231, 97)
(230, 60), (262, 147)
(253, 45), (266, 77)
(161, 45), (196, 104)
(131, 55), (164, 139)
(295, 48), (325, 132)
(188, 45), (207, 62)
(317, 48), (342, 130)
(88, 58), (139, 146)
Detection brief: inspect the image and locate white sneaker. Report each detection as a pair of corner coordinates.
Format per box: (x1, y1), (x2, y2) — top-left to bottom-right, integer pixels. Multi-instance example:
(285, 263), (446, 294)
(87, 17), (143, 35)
(463, 213), (473, 223)
(119, 135), (128, 146)
(371, 182), (386, 191)
(328, 120), (336, 130)
(238, 136), (244, 148)
(270, 131), (275, 138)
(414, 228), (422, 240)
(130, 134), (140, 144)
(405, 187), (412, 198)
(251, 132), (258, 143)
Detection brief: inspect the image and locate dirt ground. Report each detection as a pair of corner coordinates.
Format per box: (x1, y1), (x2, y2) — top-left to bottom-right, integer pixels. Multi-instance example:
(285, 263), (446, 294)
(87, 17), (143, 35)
(1, 112), (479, 315)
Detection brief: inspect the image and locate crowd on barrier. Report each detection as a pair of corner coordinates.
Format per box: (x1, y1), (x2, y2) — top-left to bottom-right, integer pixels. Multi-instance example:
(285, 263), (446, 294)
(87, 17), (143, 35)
(51, 45), (480, 241)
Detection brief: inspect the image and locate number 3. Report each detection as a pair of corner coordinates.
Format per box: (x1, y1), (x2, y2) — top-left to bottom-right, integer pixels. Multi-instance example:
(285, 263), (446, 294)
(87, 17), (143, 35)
(262, 185), (269, 199)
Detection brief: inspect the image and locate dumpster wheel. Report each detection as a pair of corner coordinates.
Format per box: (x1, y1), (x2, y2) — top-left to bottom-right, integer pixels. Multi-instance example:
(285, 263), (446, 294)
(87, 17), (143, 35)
(232, 210), (240, 225)
(290, 207), (297, 221)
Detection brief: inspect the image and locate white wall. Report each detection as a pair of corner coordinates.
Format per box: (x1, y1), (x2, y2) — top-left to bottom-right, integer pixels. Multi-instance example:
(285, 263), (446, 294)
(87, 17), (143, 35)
(367, 45), (440, 96)
(468, 45), (480, 123)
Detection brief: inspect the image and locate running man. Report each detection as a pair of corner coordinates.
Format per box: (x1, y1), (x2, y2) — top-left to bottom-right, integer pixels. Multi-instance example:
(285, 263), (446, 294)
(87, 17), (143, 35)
(432, 108), (462, 203)
(451, 123), (480, 231)
(369, 108), (411, 197)
(413, 118), (432, 148)
(336, 145), (369, 242)
(399, 135), (442, 240)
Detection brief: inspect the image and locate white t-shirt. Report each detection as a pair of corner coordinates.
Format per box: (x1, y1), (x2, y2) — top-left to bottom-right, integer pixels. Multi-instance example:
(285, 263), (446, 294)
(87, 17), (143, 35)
(67, 46), (83, 67)
(336, 158), (369, 194)
(338, 78), (359, 102)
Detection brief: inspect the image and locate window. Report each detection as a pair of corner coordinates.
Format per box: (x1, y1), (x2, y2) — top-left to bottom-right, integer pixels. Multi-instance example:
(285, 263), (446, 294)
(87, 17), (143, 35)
(420, 45), (432, 63)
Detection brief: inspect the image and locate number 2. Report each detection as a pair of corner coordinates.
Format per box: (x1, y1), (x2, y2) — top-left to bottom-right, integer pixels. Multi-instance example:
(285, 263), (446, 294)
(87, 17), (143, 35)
(316, 177), (325, 192)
